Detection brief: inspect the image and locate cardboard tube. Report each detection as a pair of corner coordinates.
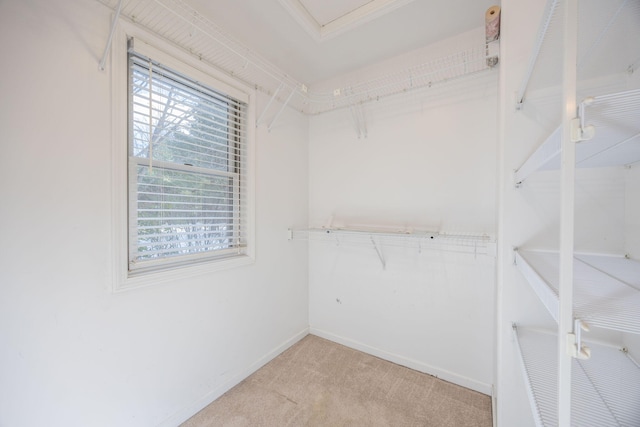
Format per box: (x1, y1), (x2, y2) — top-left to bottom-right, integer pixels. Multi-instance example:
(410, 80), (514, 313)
(485, 6), (501, 43)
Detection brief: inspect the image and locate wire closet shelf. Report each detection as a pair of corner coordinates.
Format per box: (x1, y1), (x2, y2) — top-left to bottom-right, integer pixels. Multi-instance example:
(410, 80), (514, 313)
(515, 249), (640, 335)
(97, 0), (494, 115)
(515, 0), (640, 110)
(514, 88), (640, 185)
(289, 227), (495, 258)
(514, 326), (640, 427)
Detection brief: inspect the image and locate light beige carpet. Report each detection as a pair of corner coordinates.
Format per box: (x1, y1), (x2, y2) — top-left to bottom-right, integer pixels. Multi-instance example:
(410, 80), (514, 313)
(181, 335), (492, 427)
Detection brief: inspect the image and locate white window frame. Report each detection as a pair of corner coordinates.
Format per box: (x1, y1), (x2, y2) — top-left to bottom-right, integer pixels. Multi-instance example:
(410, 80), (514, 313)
(110, 22), (256, 292)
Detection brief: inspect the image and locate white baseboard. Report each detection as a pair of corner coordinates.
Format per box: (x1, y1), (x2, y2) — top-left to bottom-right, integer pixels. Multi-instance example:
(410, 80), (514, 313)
(492, 384), (497, 427)
(157, 327), (310, 427)
(310, 327), (493, 396)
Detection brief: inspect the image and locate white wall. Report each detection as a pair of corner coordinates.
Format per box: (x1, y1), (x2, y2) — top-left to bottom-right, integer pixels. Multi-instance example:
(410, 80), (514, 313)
(0, 1), (309, 426)
(307, 32), (499, 394)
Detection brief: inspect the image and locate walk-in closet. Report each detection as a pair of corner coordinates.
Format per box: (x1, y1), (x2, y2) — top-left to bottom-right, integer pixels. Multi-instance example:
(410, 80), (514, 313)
(1, 0), (638, 425)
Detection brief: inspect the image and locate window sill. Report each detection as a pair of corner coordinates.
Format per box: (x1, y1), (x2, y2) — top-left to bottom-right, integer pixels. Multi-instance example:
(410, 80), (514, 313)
(113, 254), (255, 292)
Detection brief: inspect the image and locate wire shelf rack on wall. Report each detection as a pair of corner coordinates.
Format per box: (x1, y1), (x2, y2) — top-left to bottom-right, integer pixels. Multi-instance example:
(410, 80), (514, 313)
(514, 326), (640, 427)
(97, 0), (494, 117)
(289, 227), (495, 269)
(516, 0), (640, 109)
(515, 249), (640, 335)
(514, 88), (640, 185)
(302, 46), (491, 115)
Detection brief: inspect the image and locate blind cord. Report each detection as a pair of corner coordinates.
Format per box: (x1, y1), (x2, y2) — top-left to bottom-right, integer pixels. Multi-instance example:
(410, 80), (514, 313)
(148, 60), (153, 172)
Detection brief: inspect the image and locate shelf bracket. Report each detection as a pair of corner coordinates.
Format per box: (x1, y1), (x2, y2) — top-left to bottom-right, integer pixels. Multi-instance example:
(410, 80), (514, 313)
(514, 0), (560, 110)
(370, 237), (386, 270)
(515, 99), (524, 111)
(99, 0), (124, 71)
(256, 83), (283, 127)
(571, 97), (596, 142)
(567, 319), (591, 360)
(350, 102), (367, 139)
(346, 87), (367, 139)
(571, 118), (595, 143)
(267, 86), (297, 132)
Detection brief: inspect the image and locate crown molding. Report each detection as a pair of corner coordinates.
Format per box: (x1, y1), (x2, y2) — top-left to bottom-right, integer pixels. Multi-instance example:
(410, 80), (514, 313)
(277, 0), (417, 42)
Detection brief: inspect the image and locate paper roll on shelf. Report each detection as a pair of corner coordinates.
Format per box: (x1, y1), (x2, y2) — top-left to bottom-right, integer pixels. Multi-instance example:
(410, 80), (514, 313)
(485, 5), (501, 67)
(485, 6), (501, 42)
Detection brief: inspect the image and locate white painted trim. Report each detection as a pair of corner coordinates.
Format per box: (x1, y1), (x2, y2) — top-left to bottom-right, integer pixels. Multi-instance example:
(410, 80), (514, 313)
(492, 385), (498, 427)
(119, 20), (254, 101)
(110, 21), (129, 293)
(309, 328), (493, 396)
(109, 21), (258, 292)
(278, 0), (417, 42)
(157, 327), (310, 427)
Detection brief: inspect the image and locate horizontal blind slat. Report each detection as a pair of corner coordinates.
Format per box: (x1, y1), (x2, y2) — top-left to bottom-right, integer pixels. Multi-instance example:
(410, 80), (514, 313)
(130, 86), (246, 133)
(130, 54), (245, 110)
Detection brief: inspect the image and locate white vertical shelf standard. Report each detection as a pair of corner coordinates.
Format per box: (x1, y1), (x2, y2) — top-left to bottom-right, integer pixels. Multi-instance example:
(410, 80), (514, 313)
(558, 0), (579, 424)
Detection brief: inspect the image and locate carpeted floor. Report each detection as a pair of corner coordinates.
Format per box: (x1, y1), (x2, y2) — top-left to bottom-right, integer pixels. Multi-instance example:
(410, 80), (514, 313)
(181, 335), (493, 426)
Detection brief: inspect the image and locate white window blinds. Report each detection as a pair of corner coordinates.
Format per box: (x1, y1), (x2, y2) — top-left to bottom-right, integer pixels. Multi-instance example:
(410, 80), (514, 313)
(128, 47), (248, 274)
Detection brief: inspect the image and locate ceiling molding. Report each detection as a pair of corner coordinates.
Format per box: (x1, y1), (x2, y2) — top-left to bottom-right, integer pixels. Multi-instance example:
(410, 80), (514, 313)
(277, 0), (417, 42)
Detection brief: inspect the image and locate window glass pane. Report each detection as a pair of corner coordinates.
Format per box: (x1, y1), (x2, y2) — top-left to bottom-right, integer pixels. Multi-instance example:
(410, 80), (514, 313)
(127, 49), (247, 272)
(133, 165), (235, 262)
(130, 60), (238, 172)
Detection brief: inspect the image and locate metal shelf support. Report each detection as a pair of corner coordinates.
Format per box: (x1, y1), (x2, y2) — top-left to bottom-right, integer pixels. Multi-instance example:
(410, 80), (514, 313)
(99, 0), (124, 71)
(557, 0), (579, 424)
(256, 82), (283, 127)
(267, 86), (297, 132)
(515, 0), (560, 109)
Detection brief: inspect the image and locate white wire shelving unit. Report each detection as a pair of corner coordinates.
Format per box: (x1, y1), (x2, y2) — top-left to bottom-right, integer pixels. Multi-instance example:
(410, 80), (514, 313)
(514, 326), (640, 427)
(300, 47), (491, 115)
(516, 0), (640, 110)
(96, 0), (494, 117)
(515, 249), (640, 334)
(508, 0), (640, 425)
(289, 227), (495, 269)
(514, 88), (640, 185)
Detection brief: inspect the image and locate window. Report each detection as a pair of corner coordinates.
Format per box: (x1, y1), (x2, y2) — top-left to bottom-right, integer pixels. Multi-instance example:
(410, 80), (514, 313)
(126, 42), (250, 276)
